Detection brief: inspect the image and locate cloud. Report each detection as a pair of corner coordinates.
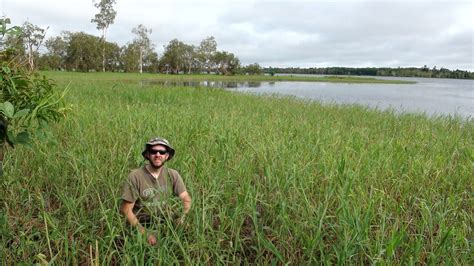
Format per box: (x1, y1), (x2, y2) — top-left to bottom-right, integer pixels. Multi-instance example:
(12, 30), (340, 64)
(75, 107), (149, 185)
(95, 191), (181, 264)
(2, 0), (473, 70)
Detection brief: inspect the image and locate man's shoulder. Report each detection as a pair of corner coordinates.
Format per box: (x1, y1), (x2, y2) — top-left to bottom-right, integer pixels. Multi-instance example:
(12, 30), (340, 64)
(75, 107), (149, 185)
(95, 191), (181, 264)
(165, 167), (182, 179)
(166, 167), (178, 174)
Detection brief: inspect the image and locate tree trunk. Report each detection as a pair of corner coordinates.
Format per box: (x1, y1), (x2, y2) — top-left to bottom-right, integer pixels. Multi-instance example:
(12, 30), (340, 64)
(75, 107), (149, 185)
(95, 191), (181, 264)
(102, 28), (106, 72)
(102, 43), (106, 72)
(139, 49), (143, 74)
(28, 44), (35, 71)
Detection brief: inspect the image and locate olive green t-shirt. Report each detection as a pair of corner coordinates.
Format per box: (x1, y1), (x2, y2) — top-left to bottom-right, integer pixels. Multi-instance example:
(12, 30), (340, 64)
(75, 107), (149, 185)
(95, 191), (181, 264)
(121, 165), (187, 220)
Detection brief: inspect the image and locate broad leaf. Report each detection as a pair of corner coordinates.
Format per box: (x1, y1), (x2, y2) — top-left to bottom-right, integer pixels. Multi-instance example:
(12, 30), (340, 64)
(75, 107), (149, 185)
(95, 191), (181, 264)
(6, 131), (15, 146)
(16, 132), (30, 144)
(3, 102), (14, 119)
(13, 109), (30, 119)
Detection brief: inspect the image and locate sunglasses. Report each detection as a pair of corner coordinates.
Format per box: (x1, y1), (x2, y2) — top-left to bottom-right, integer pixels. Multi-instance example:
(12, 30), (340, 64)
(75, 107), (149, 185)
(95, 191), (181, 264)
(148, 149), (168, 155)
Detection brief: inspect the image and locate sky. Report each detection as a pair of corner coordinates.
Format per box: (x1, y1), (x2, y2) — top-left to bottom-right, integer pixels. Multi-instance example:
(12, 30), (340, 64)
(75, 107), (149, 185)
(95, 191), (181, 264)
(1, 0), (473, 71)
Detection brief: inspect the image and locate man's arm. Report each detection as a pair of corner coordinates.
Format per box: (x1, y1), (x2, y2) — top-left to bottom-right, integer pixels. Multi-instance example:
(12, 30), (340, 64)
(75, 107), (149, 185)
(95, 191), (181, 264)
(120, 200), (157, 245)
(120, 200), (145, 233)
(179, 191), (192, 215)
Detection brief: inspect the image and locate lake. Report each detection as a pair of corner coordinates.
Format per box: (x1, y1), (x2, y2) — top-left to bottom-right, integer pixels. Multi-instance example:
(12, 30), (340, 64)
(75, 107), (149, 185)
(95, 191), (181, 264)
(145, 76), (474, 119)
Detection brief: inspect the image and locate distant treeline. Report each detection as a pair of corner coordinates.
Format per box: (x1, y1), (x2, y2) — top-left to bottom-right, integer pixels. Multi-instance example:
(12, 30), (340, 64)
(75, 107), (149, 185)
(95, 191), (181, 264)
(264, 66), (474, 79)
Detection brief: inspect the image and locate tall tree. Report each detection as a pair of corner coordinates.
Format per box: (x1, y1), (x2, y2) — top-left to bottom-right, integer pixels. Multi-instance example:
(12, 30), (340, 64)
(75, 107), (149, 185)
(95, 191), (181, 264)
(21, 21), (48, 70)
(213, 51), (240, 75)
(91, 0), (117, 72)
(243, 63), (263, 75)
(160, 39), (195, 74)
(143, 51), (160, 73)
(132, 24), (152, 74)
(197, 36), (217, 73)
(104, 41), (121, 72)
(121, 42), (140, 72)
(44, 35), (67, 70)
(64, 32), (101, 72)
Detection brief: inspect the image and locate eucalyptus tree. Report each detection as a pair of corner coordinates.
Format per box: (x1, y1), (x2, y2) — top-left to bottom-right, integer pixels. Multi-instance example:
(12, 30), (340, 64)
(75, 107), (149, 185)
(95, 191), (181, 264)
(226, 53), (241, 75)
(243, 63), (263, 75)
(91, 0), (117, 72)
(121, 41), (158, 73)
(182, 44), (197, 74)
(4, 21), (47, 70)
(121, 42), (140, 72)
(160, 39), (195, 74)
(131, 24), (153, 74)
(64, 32), (102, 71)
(21, 21), (48, 70)
(213, 51), (240, 75)
(143, 51), (160, 73)
(104, 41), (121, 72)
(43, 35), (67, 70)
(197, 36), (217, 73)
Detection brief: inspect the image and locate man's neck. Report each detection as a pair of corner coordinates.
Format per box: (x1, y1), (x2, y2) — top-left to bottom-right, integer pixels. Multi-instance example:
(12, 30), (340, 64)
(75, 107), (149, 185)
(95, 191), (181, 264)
(146, 164), (164, 178)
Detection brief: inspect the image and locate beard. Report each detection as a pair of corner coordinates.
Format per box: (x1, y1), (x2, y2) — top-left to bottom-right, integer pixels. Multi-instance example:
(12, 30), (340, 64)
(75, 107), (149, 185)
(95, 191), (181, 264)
(149, 158), (166, 169)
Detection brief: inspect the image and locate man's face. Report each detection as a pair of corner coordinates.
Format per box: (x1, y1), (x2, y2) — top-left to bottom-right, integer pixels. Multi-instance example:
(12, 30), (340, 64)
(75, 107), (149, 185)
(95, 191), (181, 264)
(147, 144), (169, 168)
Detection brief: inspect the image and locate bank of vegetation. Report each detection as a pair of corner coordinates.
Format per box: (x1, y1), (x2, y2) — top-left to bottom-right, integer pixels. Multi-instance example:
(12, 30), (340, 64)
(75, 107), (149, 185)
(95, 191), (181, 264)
(266, 66), (474, 79)
(1, 72), (472, 264)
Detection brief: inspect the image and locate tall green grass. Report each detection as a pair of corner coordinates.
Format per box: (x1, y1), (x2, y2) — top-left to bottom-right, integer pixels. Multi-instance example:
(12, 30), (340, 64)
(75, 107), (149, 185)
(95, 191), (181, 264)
(1, 72), (472, 264)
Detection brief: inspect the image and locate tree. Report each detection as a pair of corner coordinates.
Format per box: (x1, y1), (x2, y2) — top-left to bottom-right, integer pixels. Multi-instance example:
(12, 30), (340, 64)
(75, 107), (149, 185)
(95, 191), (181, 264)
(213, 51), (240, 75)
(121, 42), (140, 72)
(159, 39), (195, 74)
(227, 53), (240, 75)
(64, 32), (101, 71)
(243, 63), (263, 75)
(104, 41), (121, 72)
(197, 36), (217, 73)
(132, 24), (153, 74)
(213, 51), (227, 74)
(180, 43), (196, 74)
(143, 51), (160, 73)
(21, 21), (48, 70)
(91, 0), (117, 72)
(43, 35), (68, 70)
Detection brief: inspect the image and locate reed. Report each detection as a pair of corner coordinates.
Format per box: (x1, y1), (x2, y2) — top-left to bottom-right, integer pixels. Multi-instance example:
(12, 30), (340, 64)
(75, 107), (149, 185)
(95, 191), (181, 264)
(1, 72), (471, 264)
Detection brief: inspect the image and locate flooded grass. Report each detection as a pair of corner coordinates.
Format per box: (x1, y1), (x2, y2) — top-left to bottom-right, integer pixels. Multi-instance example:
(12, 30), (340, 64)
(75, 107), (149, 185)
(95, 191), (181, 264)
(1, 72), (471, 264)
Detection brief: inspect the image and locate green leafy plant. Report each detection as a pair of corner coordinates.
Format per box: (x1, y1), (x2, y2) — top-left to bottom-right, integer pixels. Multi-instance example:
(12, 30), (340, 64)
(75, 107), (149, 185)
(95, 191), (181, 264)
(0, 17), (69, 176)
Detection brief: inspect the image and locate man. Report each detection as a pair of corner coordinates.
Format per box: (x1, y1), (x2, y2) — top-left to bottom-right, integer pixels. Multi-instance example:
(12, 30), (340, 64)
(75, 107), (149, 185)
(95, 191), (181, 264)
(120, 137), (192, 245)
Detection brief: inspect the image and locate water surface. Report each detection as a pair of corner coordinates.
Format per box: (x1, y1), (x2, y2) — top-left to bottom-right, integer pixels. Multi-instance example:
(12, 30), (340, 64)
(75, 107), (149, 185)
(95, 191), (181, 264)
(144, 77), (474, 118)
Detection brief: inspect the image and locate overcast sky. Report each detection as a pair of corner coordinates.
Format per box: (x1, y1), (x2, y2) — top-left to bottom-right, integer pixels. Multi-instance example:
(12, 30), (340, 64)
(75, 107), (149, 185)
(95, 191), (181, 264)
(2, 0), (473, 71)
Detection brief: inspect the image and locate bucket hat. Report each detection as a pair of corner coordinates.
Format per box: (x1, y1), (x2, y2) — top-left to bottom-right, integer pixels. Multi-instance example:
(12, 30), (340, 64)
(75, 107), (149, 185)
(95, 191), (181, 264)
(141, 137), (175, 160)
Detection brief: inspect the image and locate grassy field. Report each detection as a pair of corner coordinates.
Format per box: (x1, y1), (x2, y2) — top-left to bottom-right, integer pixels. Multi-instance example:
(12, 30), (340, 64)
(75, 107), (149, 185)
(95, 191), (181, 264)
(1, 72), (472, 264)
